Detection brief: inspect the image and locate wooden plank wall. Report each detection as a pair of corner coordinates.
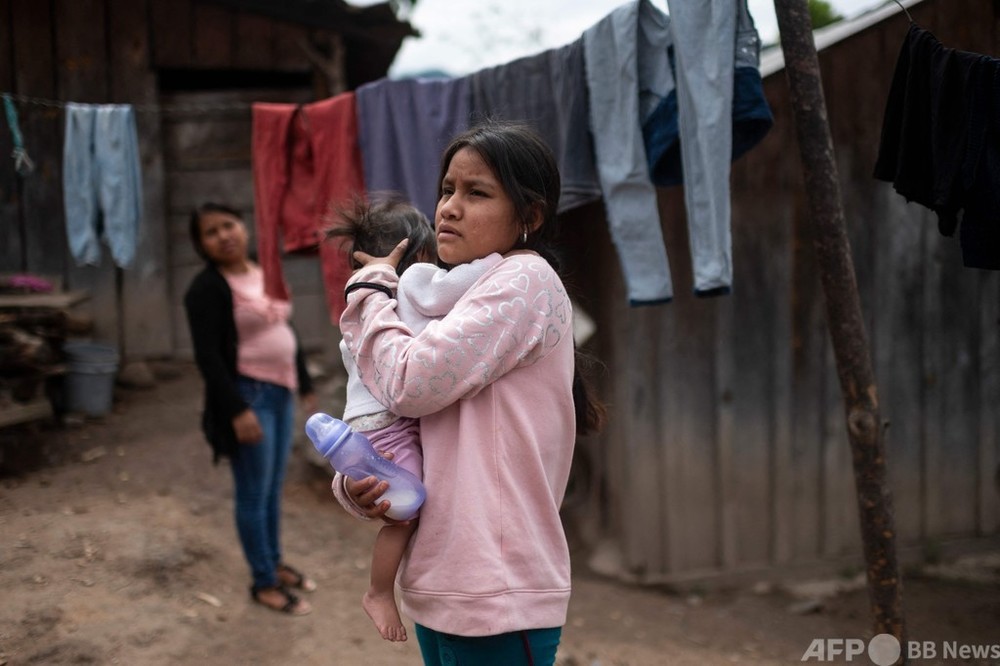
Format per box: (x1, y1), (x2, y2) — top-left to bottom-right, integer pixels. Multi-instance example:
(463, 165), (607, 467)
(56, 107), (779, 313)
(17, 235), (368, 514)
(144, 2), (346, 360)
(563, 0), (1000, 582)
(161, 88), (332, 360)
(55, 0), (121, 348)
(0, 0), (330, 362)
(150, 0), (315, 72)
(3, 0), (174, 357)
(111, 0), (172, 358)
(8, 0), (64, 284)
(0, 0), (18, 270)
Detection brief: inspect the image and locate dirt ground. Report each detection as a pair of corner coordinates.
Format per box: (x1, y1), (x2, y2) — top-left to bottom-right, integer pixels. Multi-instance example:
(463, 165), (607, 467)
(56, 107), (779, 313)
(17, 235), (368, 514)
(0, 360), (998, 666)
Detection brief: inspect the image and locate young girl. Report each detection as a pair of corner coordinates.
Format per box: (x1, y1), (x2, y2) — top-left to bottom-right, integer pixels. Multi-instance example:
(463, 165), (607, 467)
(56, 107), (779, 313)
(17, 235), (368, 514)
(335, 123), (606, 665)
(327, 197), (502, 642)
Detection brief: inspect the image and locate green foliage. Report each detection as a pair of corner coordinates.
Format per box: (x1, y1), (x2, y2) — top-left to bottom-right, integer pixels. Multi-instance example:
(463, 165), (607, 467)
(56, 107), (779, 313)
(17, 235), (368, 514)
(809, 0), (843, 29)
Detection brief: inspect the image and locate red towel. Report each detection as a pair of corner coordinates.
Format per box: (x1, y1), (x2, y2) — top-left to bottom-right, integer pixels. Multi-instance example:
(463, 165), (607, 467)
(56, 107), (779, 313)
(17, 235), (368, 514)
(252, 92), (365, 323)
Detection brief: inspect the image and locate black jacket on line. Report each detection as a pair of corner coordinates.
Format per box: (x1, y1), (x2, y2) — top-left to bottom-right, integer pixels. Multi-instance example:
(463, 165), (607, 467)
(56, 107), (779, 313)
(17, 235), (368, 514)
(874, 23), (1000, 270)
(183, 263), (313, 463)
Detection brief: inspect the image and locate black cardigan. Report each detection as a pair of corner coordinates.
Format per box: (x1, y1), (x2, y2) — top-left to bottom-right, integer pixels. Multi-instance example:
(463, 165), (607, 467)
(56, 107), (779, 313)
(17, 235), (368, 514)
(183, 264), (313, 462)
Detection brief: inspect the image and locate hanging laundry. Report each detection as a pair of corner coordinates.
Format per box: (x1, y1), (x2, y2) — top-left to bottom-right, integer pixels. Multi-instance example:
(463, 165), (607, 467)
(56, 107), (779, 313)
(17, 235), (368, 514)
(584, 0), (674, 305)
(874, 24), (1000, 270)
(470, 38), (602, 214)
(729, 0), (774, 168)
(3, 94), (35, 176)
(62, 103), (142, 268)
(584, 0), (772, 305)
(645, 0), (773, 186)
(355, 77), (470, 221)
(251, 92), (365, 322)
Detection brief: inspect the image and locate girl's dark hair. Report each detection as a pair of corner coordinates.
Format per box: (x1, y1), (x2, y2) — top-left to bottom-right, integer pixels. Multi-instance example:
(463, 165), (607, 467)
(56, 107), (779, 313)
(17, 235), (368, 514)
(326, 195), (436, 276)
(438, 121), (562, 268)
(188, 202), (243, 263)
(439, 121), (606, 435)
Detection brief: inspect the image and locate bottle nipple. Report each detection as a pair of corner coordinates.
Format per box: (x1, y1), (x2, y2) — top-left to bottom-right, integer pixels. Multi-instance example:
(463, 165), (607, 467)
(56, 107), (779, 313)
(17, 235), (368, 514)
(305, 413), (343, 458)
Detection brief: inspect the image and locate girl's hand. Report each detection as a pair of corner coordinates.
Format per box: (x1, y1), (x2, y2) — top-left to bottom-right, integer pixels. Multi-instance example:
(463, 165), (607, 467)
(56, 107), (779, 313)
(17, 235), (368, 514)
(353, 238), (409, 270)
(343, 452), (410, 524)
(232, 408), (263, 444)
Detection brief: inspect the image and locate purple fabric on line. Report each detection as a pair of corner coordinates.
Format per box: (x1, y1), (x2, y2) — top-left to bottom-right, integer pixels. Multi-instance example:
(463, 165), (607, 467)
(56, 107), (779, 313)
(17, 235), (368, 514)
(356, 77), (471, 220)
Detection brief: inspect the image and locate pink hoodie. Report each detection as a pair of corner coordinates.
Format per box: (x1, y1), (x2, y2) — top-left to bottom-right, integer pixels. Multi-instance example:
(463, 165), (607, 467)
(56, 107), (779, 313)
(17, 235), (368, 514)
(340, 253), (576, 636)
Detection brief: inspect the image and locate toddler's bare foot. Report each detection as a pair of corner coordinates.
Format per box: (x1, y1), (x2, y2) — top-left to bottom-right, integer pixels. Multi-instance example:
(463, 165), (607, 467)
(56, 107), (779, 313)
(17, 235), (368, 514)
(362, 589), (407, 641)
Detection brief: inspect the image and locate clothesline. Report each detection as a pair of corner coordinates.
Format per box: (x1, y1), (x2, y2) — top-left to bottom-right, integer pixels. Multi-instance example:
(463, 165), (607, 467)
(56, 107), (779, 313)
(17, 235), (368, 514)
(0, 91), (252, 115)
(3, 94), (34, 174)
(7, 0), (778, 311)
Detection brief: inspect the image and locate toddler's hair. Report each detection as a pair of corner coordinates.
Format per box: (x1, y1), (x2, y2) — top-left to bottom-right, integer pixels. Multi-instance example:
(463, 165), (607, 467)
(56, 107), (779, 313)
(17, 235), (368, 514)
(326, 195), (436, 275)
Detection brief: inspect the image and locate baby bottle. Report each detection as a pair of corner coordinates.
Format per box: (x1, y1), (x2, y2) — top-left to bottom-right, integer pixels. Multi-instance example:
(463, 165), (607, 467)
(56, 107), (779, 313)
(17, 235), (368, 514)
(305, 412), (426, 521)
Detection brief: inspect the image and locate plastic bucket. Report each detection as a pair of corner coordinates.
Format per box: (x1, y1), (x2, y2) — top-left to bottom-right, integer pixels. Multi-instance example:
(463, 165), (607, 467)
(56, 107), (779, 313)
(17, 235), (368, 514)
(63, 342), (120, 415)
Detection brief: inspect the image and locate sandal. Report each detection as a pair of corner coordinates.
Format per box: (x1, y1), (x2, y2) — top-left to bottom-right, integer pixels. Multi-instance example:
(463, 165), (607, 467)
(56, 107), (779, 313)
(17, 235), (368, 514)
(277, 563), (318, 592)
(250, 585), (312, 616)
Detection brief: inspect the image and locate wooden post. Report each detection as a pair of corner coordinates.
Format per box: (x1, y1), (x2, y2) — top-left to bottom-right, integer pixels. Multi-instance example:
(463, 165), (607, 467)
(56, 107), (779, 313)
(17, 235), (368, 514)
(773, 0), (906, 649)
(298, 32), (347, 98)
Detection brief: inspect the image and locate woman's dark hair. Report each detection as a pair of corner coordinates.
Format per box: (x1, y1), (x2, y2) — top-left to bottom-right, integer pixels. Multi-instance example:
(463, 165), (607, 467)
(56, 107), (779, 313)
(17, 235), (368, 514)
(326, 195), (436, 276)
(438, 121), (562, 268)
(188, 202), (243, 263)
(439, 121), (606, 435)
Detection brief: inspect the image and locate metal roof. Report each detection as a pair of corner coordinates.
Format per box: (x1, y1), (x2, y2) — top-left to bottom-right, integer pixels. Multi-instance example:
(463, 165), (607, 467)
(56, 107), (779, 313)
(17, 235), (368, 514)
(196, 0), (418, 42)
(760, 0), (923, 78)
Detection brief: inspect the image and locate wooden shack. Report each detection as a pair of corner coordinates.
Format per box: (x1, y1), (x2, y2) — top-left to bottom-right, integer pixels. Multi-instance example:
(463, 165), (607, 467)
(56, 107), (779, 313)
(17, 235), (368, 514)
(0, 0), (414, 360)
(561, 0), (1000, 583)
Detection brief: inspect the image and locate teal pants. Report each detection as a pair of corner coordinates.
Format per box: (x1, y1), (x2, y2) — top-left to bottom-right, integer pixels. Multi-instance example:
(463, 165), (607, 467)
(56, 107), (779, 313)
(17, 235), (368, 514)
(415, 624), (562, 666)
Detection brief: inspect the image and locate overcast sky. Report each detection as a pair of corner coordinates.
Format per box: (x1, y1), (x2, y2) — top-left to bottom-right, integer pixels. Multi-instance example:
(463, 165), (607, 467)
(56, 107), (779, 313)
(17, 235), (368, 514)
(363, 0), (893, 78)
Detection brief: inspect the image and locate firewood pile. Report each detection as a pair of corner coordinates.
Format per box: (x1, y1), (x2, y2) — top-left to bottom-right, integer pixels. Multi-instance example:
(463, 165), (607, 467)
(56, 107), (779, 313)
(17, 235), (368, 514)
(0, 309), (68, 403)
(0, 275), (91, 423)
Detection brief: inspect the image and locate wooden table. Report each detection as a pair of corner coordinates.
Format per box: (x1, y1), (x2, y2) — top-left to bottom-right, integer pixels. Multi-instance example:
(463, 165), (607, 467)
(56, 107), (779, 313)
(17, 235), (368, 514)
(0, 289), (90, 428)
(0, 290), (90, 310)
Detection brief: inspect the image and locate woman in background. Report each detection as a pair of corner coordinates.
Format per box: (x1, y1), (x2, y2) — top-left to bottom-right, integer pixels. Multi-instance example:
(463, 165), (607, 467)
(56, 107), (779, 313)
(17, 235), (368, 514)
(184, 202), (317, 616)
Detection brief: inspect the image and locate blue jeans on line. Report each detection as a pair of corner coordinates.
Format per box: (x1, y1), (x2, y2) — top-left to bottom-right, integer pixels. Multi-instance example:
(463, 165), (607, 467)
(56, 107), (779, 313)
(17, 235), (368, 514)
(229, 377), (294, 590)
(415, 624), (562, 666)
(62, 103), (142, 268)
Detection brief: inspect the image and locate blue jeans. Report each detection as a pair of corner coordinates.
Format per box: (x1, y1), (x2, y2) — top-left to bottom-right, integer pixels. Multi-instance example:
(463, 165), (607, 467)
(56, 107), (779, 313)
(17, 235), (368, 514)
(62, 103), (142, 268)
(585, 0), (768, 303)
(229, 377), (294, 590)
(415, 624), (562, 666)
(584, 1), (674, 305)
(666, 0), (739, 298)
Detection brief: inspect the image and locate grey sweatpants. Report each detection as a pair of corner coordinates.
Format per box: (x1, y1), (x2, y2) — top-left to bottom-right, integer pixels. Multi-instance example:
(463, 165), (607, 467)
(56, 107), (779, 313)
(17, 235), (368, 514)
(62, 103), (142, 268)
(585, 0), (759, 303)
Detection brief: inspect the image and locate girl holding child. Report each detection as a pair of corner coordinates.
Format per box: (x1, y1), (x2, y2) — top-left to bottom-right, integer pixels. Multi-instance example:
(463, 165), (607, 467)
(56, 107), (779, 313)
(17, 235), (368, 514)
(334, 121), (604, 665)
